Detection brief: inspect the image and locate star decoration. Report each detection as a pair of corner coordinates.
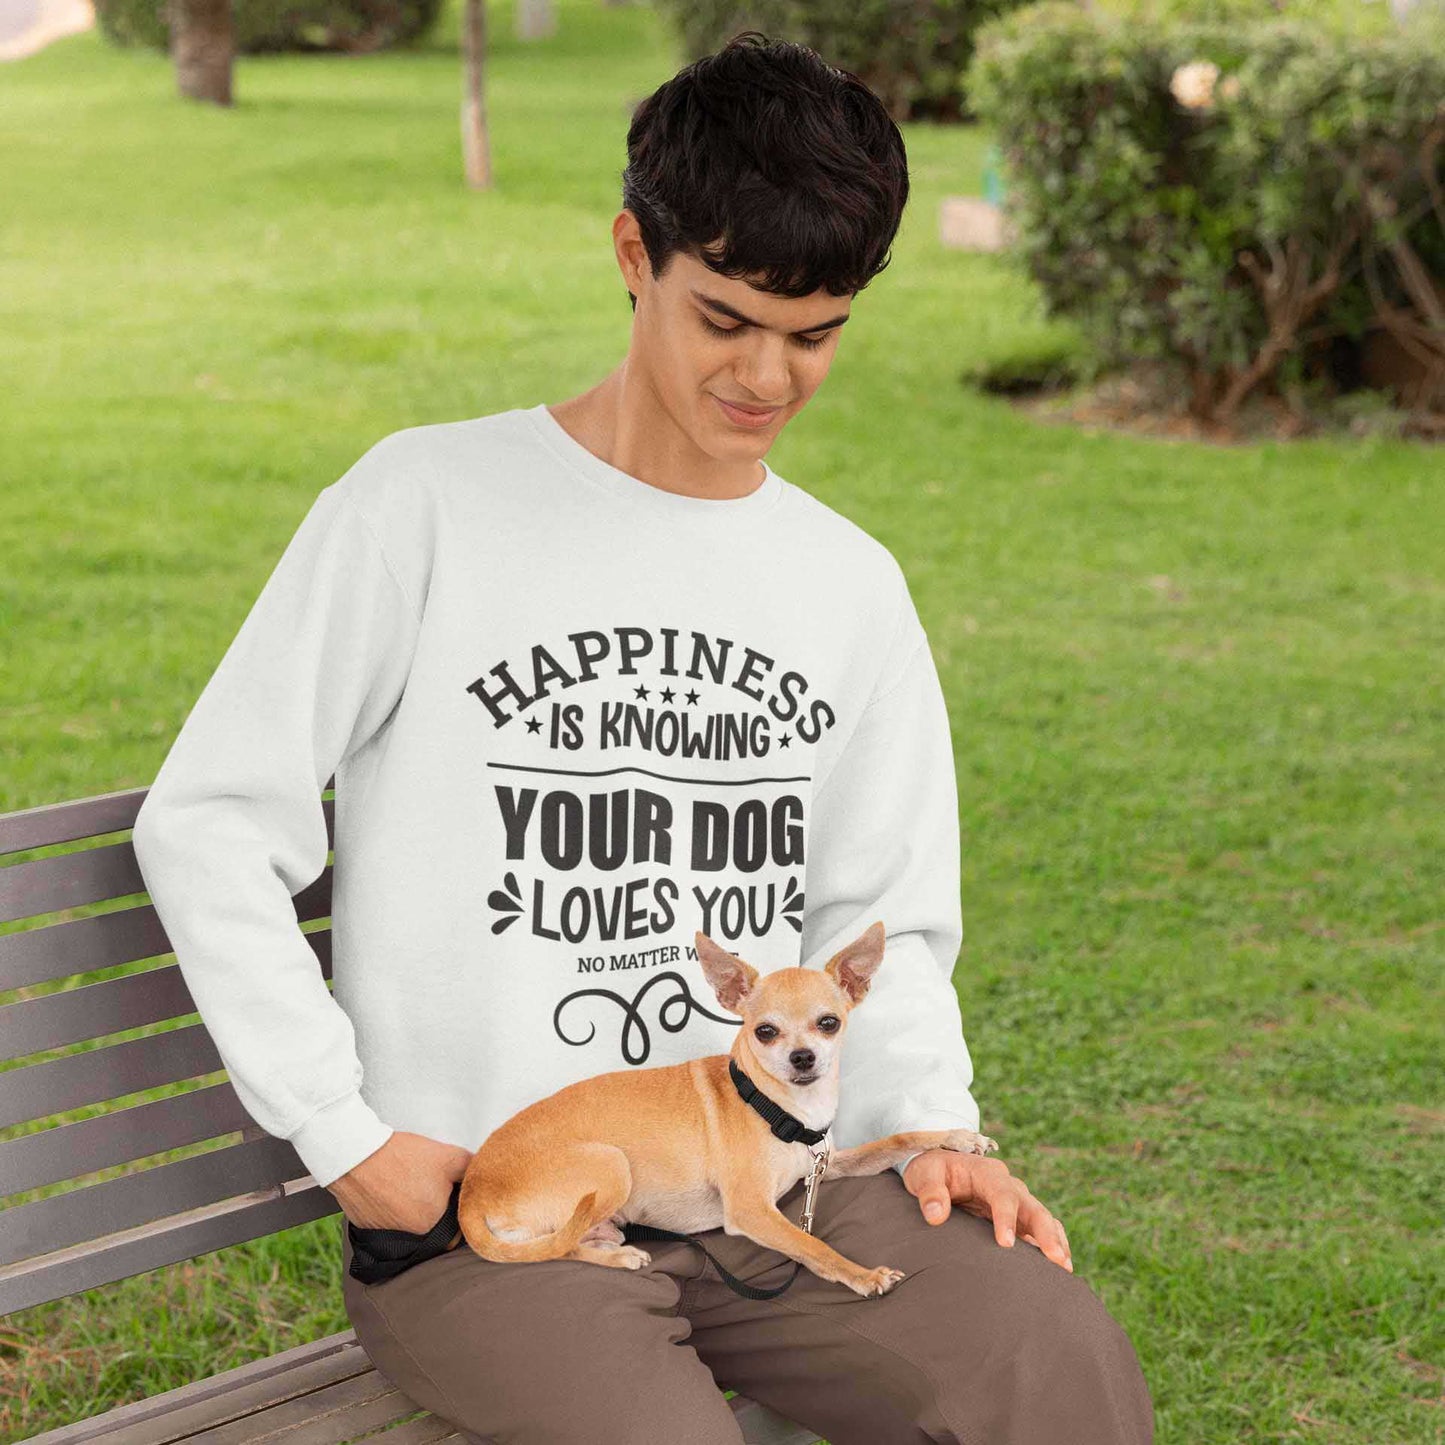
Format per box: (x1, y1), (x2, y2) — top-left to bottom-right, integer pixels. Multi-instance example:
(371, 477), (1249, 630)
(525, 716), (542, 734)
(634, 684), (649, 700)
(685, 689), (700, 705)
(660, 687), (675, 702)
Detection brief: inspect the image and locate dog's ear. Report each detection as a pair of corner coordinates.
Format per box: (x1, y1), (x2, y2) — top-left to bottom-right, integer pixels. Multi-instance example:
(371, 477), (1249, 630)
(823, 920), (886, 1006)
(694, 931), (758, 1014)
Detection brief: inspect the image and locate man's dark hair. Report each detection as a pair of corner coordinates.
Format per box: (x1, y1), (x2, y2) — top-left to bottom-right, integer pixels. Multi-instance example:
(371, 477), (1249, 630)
(620, 31), (910, 310)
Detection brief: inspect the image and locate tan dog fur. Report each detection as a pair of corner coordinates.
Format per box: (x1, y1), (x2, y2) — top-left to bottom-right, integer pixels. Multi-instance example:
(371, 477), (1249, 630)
(453, 921), (997, 1298)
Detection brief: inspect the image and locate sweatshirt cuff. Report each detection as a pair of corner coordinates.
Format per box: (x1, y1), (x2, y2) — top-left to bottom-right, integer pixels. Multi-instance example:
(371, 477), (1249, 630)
(890, 1105), (984, 1183)
(286, 1090), (395, 1190)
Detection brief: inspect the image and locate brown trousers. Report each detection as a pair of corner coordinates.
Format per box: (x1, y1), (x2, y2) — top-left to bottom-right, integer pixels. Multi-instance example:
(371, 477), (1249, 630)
(340, 1170), (1153, 1445)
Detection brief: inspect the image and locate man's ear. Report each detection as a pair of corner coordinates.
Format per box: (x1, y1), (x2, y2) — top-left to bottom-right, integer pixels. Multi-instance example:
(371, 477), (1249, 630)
(694, 931), (758, 1015)
(823, 920), (886, 1006)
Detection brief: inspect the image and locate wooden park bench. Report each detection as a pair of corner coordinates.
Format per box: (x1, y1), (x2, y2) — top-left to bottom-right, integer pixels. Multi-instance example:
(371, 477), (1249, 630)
(0, 780), (822, 1445)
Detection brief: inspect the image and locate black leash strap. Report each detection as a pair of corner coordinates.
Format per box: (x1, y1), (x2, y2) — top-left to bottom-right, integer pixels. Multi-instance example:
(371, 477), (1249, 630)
(347, 1179), (463, 1286)
(619, 1060), (828, 1300)
(349, 1182), (807, 1300)
(621, 1221), (806, 1300)
(350, 1061), (827, 1298)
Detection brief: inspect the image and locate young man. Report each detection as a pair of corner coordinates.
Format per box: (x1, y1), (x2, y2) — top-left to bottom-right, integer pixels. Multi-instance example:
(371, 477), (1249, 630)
(133, 32), (1152, 1445)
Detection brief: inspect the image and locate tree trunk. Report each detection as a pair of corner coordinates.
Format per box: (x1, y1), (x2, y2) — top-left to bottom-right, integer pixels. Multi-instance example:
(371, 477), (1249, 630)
(461, 0), (491, 189)
(168, 0), (234, 106)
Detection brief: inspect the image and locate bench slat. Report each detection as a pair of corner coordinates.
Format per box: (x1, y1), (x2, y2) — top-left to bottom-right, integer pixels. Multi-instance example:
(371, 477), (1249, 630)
(0, 1132), (307, 1266)
(289, 1410), (456, 1445)
(0, 782), (335, 861)
(0, 837), (151, 925)
(359, 1419), (467, 1445)
(18, 1329), (376, 1445)
(0, 1019), (224, 1129)
(0, 788), (148, 859)
(0, 1080), (250, 1197)
(0, 905), (333, 996)
(0, 842), (334, 933)
(0, 938), (330, 1065)
(1, 962), (196, 1063)
(188, 1368), (407, 1445)
(15, 1314), (819, 1445)
(131, 1342), (401, 1445)
(0, 904), (171, 994)
(0, 1177), (340, 1315)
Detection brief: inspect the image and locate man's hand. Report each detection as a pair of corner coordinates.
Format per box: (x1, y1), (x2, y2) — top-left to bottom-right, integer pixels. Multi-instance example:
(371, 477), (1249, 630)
(328, 1130), (474, 1234)
(901, 1148), (1073, 1272)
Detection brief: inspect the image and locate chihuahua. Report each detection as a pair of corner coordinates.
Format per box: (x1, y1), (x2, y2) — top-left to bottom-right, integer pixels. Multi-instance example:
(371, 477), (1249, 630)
(455, 921), (996, 1298)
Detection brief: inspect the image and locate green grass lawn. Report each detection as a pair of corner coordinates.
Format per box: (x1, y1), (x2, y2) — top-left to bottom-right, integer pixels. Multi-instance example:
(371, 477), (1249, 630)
(2, 2), (1442, 1441)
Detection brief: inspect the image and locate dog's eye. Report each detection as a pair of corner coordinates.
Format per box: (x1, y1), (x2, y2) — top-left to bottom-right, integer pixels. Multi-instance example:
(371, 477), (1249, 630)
(817, 1016), (840, 1032)
(754, 1025), (778, 1042)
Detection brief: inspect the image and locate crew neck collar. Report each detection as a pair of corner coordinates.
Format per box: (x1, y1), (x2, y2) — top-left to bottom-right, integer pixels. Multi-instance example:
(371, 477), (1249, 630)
(524, 402), (785, 523)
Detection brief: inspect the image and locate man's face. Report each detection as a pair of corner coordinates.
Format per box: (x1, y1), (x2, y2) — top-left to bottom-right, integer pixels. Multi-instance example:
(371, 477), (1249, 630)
(618, 216), (852, 454)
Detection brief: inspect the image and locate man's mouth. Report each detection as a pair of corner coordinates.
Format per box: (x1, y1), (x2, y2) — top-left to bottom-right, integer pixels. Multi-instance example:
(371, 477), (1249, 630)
(714, 395), (782, 427)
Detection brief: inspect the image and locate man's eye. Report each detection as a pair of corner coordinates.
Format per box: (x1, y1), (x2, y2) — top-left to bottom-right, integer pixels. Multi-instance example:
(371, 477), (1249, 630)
(699, 315), (829, 351)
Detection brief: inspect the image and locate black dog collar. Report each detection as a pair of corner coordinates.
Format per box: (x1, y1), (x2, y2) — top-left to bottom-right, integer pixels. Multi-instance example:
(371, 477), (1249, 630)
(728, 1057), (831, 1145)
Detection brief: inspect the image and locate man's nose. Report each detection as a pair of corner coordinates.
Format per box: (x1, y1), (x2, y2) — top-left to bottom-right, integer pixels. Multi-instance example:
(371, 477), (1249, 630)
(790, 1049), (815, 1069)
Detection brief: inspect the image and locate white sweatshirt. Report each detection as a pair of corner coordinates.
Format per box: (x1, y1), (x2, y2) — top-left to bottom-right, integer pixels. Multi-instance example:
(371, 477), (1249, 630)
(131, 403), (980, 1193)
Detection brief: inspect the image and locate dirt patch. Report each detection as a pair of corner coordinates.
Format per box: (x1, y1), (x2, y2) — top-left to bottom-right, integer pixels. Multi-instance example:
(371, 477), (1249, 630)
(1000, 361), (1434, 445)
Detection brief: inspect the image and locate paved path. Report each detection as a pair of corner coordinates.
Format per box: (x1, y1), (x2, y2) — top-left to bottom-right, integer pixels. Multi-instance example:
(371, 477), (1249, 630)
(0, 0), (94, 60)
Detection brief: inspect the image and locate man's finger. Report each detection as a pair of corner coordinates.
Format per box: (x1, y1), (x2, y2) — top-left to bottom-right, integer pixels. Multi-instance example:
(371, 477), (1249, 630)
(921, 1191), (951, 1224)
(1020, 1229), (1072, 1272)
(904, 1150), (955, 1224)
(1019, 1196), (1072, 1271)
(987, 1183), (1021, 1246)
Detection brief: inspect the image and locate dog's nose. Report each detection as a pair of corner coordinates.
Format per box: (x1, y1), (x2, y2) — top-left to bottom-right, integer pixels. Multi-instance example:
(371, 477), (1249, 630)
(790, 1049), (815, 1070)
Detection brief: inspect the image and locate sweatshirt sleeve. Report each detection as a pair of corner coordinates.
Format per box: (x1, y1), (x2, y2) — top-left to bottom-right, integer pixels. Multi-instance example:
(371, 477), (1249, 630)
(130, 459), (424, 1190)
(800, 597), (981, 1183)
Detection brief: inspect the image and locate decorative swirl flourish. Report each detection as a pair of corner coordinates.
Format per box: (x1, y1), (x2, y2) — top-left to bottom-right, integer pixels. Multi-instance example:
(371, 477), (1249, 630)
(553, 970), (739, 1065)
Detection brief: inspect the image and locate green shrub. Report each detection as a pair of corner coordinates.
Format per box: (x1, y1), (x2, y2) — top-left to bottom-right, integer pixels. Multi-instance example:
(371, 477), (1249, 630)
(966, 1), (1445, 429)
(1093, 0), (1401, 40)
(651, 0), (1034, 121)
(95, 0), (443, 55)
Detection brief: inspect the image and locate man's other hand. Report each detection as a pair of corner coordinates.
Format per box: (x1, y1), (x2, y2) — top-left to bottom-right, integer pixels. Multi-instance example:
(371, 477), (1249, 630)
(329, 1130), (474, 1234)
(901, 1147), (1072, 1272)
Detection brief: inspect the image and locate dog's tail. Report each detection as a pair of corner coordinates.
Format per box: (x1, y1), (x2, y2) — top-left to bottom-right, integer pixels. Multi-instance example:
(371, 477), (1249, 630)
(460, 1189), (599, 1263)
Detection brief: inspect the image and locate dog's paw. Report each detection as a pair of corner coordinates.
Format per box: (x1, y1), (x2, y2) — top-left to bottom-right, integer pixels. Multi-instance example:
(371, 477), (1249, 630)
(849, 1265), (906, 1298)
(615, 1245), (651, 1269)
(944, 1128), (998, 1156)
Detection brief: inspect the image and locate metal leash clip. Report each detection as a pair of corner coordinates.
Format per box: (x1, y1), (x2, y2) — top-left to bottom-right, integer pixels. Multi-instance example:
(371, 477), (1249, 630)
(799, 1132), (832, 1235)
